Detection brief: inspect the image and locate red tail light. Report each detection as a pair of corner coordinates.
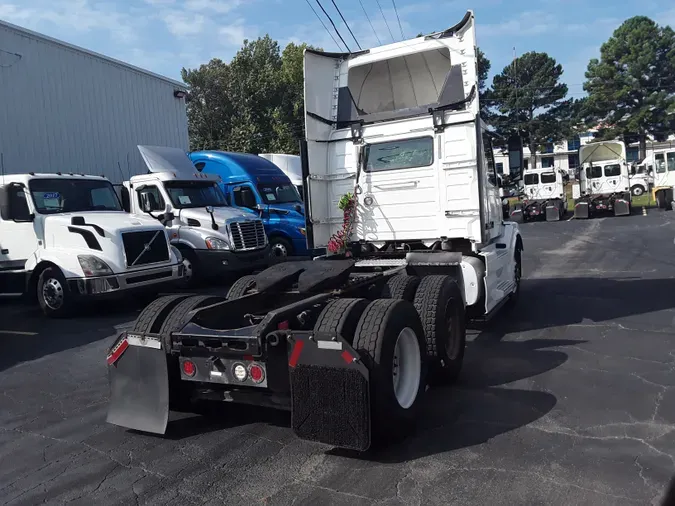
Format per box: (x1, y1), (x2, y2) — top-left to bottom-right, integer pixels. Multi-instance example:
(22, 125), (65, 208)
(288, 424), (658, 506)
(182, 360), (196, 377)
(249, 363), (265, 383)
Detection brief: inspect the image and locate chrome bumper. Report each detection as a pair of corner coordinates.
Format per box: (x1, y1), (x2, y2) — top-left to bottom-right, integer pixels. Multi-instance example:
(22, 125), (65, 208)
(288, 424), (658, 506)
(69, 263), (184, 296)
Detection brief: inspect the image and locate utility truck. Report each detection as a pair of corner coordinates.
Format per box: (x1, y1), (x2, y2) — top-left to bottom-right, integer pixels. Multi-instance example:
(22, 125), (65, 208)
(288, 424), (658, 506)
(574, 140), (632, 219)
(0, 173), (185, 317)
(519, 167), (568, 221)
(119, 146), (270, 285)
(105, 11), (525, 451)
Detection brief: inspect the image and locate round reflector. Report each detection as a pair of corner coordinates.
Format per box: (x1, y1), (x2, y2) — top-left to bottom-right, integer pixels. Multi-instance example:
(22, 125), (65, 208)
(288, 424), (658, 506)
(182, 360), (196, 377)
(233, 363), (247, 381)
(249, 363), (265, 383)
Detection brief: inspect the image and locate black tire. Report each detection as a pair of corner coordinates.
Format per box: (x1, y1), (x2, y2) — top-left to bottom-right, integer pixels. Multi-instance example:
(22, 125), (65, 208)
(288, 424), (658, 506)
(37, 266), (74, 318)
(133, 294), (192, 334)
(380, 274), (421, 302)
(269, 236), (293, 257)
(313, 298), (369, 344)
(226, 274), (257, 299)
(158, 295), (226, 412)
(413, 275), (466, 385)
(352, 299), (427, 444)
(507, 246), (523, 308)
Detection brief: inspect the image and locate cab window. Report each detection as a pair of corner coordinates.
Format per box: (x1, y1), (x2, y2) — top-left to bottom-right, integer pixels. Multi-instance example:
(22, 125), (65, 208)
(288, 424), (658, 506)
(540, 173), (556, 184)
(604, 164), (621, 177)
(524, 173), (538, 185)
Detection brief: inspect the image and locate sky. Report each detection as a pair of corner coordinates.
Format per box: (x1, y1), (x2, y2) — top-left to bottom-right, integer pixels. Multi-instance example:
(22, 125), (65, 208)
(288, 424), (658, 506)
(1, 0), (675, 98)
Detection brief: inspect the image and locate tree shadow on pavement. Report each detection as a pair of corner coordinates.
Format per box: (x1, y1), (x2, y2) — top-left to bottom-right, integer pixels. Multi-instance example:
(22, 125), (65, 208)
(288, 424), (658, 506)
(0, 297), (143, 373)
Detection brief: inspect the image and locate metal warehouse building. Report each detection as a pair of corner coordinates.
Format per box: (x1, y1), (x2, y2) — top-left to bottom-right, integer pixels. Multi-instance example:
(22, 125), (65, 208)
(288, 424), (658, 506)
(0, 19), (189, 183)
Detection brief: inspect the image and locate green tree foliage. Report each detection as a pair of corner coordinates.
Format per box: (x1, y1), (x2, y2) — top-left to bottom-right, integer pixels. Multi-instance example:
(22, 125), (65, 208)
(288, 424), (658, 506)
(488, 51), (572, 159)
(583, 16), (675, 156)
(181, 37), (319, 154)
(476, 47), (491, 118)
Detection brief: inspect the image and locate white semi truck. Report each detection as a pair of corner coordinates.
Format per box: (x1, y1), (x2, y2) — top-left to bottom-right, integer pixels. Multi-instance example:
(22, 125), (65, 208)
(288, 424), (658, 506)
(518, 167), (568, 222)
(105, 11), (525, 451)
(574, 140), (632, 218)
(649, 147), (675, 210)
(0, 173), (184, 317)
(118, 146), (271, 286)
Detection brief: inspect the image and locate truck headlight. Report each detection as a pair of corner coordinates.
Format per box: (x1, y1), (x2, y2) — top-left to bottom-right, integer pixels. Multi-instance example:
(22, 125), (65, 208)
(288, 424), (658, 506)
(205, 237), (230, 250)
(78, 255), (113, 277)
(170, 245), (183, 263)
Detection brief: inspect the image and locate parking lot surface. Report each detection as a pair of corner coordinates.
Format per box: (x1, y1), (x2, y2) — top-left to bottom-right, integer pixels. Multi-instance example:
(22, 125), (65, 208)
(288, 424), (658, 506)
(2, 211), (675, 505)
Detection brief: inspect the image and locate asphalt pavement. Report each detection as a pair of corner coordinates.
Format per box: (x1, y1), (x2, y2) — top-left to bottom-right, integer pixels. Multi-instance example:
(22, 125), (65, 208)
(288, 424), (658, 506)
(3, 210), (675, 505)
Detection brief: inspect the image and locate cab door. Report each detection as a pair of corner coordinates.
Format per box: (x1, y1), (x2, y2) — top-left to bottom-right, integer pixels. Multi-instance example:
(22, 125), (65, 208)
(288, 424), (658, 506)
(0, 184), (38, 294)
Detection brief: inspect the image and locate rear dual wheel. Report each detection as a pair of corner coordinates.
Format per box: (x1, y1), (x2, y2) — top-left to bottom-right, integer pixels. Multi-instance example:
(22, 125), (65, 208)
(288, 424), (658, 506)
(315, 298), (427, 443)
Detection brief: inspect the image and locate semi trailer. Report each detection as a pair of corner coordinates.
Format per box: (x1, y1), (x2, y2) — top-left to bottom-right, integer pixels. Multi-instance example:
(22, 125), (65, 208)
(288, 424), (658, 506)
(105, 10), (525, 451)
(574, 140), (632, 218)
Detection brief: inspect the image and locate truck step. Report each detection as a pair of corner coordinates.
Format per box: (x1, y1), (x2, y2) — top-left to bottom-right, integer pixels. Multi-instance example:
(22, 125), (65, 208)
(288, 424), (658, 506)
(354, 258), (407, 267)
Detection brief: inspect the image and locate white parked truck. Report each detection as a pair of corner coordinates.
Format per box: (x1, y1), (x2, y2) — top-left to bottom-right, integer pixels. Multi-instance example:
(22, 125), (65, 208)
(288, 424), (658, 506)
(105, 11), (525, 451)
(257, 153), (303, 198)
(649, 147), (675, 210)
(0, 173), (184, 317)
(574, 140), (632, 218)
(119, 146), (270, 286)
(518, 167), (568, 222)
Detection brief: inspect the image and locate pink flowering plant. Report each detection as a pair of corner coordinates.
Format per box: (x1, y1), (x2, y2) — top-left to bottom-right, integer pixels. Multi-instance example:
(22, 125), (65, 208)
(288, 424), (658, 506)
(327, 192), (355, 255)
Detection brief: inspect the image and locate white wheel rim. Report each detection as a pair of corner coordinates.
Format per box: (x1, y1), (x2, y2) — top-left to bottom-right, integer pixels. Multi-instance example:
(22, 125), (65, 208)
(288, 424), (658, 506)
(392, 327), (421, 409)
(43, 278), (64, 310)
(271, 242), (288, 257)
(183, 258), (193, 281)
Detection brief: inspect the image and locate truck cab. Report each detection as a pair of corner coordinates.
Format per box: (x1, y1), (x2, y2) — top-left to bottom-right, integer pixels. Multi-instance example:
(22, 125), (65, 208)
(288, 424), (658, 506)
(121, 146), (270, 285)
(649, 148), (675, 209)
(520, 167), (568, 221)
(188, 151), (307, 258)
(257, 153), (303, 199)
(0, 172), (184, 317)
(575, 140), (631, 218)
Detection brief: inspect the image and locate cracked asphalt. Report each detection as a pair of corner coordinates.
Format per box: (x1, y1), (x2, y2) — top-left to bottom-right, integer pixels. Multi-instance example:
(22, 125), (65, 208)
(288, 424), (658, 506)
(3, 210), (675, 505)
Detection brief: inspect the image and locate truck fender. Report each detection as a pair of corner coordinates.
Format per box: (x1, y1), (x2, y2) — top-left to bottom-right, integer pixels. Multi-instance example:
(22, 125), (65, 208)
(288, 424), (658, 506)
(25, 251), (84, 279)
(460, 256), (484, 307)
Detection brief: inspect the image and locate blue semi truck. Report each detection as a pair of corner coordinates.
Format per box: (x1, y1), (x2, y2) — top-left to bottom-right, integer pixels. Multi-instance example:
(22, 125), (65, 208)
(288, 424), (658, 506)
(189, 151), (308, 257)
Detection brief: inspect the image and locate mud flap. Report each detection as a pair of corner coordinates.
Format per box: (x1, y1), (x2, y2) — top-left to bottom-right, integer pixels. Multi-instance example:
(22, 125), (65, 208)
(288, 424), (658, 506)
(574, 202), (589, 219)
(545, 205), (560, 221)
(106, 333), (170, 434)
(288, 332), (371, 451)
(614, 199), (630, 216)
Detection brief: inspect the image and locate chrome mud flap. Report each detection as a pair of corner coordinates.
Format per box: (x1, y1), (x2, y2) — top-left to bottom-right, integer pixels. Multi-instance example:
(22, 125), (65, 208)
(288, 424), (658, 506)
(106, 333), (170, 434)
(545, 205), (560, 221)
(574, 202), (589, 219)
(614, 199), (630, 216)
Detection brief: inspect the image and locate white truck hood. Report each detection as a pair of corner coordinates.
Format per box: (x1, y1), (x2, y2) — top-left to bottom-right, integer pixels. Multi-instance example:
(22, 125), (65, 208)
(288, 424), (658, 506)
(178, 207), (260, 224)
(41, 211), (172, 274)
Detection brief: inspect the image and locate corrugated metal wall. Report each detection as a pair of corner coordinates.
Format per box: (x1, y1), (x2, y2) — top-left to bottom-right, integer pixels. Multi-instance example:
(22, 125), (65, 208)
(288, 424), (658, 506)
(0, 24), (189, 183)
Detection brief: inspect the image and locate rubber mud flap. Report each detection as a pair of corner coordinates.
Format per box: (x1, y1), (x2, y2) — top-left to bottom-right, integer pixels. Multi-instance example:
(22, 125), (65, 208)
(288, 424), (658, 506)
(106, 334), (170, 435)
(614, 199), (630, 216)
(545, 206), (559, 221)
(574, 202), (589, 219)
(289, 334), (370, 451)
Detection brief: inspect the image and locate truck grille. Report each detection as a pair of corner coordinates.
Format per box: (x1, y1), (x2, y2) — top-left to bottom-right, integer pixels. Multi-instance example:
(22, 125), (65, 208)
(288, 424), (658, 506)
(230, 220), (266, 251)
(122, 230), (170, 267)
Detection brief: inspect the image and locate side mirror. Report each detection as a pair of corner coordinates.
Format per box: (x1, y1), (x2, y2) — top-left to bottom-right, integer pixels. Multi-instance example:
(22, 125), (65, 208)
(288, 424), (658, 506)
(0, 186), (10, 221)
(507, 134), (524, 182)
